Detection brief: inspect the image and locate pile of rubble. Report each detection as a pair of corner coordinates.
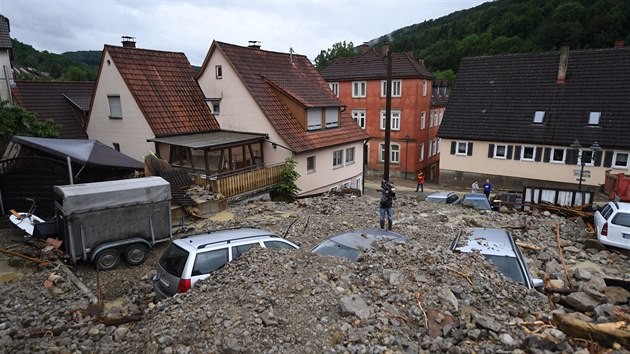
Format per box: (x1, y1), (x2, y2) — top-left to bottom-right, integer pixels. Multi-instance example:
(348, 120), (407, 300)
(1, 193), (629, 353)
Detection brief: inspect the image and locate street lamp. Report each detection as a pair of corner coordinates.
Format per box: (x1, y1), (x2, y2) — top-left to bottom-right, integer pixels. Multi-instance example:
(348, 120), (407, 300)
(570, 140), (601, 191)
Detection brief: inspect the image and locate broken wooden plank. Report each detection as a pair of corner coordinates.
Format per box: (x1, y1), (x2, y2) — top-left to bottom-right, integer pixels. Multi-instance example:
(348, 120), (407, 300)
(0, 247), (49, 266)
(516, 241), (542, 251)
(57, 262), (98, 305)
(552, 313), (630, 349)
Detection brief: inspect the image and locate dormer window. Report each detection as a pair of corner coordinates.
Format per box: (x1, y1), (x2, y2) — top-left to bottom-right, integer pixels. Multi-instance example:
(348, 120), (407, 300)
(307, 108), (322, 130)
(533, 111), (545, 124)
(325, 108), (339, 128)
(588, 112), (601, 126)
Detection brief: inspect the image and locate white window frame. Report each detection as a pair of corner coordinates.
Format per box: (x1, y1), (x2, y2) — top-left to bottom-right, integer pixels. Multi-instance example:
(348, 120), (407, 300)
(324, 107), (339, 128)
(345, 147), (355, 165)
(550, 148), (566, 163)
(108, 95), (122, 119)
(439, 110), (444, 125)
(455, 141), (468, 156)
(429, 110), (434, 128)
(578, 149), (595, 167)
(307, 108), (322, 130)
(215, 65), (223, 79)
(494, 144), (507, 159)
(420, 111), (426, 129)
(419, 143), (425, 162)
(379, 143), (400, 163)
(380, 109), (401, 131)
(381, 79), (402, 97)
(422, 80), (427, 96)
(307, 156), (316, 174)
(588, 112), (601, 126)
(352, 81), (366, 98)
(533, 111), (545, 124)
(333, 149), (343, 169)
(210, 100), (220, 115)
(612, 151), (629, 169)
(328, 82), (339, 97)
(520, 146), (535, 161)
(437, 138), (441, 154)
(352, 109), (366, 129)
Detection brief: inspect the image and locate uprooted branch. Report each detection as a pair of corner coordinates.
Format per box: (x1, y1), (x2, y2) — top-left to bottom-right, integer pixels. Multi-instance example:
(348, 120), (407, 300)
(446, 266), (473, 285)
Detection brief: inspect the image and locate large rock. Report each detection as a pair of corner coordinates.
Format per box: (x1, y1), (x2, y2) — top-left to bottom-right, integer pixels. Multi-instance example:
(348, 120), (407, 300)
(340, 295), (372, 320)
(564, 292), (599, 312)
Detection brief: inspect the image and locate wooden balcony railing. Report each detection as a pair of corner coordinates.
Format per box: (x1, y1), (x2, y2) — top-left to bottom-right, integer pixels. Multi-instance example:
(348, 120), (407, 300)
(192, 164), (285, 197)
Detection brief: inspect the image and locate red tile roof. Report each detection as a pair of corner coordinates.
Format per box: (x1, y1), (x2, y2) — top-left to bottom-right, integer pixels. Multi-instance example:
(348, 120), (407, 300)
(12, 80), (93, 139)
(212, 41), (368, 153)
(320, 49), (435, 81)
(103, 45), (219, 137)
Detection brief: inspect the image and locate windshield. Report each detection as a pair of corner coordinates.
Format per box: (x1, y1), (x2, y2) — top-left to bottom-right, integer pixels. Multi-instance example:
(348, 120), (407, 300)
(312, 240), (360, 261)
(483, 254), (527, 285)
(463, 197), (491, 210)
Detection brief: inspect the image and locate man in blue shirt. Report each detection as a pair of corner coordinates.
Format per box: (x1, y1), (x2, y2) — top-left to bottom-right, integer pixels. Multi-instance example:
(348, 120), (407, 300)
(483, 179), (492, 199)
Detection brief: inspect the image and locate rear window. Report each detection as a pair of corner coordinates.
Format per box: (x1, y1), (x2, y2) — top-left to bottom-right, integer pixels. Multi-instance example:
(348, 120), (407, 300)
(601, 204), (614, 220)
(158, 244), (190, 277)
(192, 248), (229, 276)
(446, 195), (459, 204)
(264, 240), (297, 249)
(612, 212), (630, 227)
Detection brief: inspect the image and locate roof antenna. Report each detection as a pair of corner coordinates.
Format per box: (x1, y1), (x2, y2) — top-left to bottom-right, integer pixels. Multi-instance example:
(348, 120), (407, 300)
(289, 47), (294, 65)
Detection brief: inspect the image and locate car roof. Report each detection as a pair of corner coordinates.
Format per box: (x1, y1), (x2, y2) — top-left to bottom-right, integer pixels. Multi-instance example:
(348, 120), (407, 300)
(326, 228), (408, 250)
(174, 228), (278, 250)
(426, 191), (456, 198)
(612, 201), (630, 212)
(463, 193), (488, 199)
(452, 228), (516, 257)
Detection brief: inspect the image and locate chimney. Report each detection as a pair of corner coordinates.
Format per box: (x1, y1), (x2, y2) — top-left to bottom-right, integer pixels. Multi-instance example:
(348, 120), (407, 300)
(121, 36), (136, 48)
(614, 39), (624, 48)
(359, 42), (369, 55)
(248, 40), (261, 49)
(556, 45), (569, 84)
(381, 41), (389, 55)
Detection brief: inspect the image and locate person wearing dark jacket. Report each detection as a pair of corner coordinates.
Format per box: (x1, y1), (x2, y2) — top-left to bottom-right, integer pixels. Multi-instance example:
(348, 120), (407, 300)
(379, 182), (396, 230)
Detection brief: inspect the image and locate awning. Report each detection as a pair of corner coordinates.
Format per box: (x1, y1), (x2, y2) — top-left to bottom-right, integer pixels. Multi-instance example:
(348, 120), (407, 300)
(147, 130), (268, 149)
(11, 136), (143, 170)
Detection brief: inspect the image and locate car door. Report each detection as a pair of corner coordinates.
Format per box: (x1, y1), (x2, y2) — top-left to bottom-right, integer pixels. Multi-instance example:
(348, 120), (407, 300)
(190, 248), (229, 287)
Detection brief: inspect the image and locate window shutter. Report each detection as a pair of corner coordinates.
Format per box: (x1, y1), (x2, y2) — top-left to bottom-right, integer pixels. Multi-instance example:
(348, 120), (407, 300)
(514, 146), (521, 160)
(467, 142), (473, 156)
(450, 141), (456, 155)
(566, 149), (578, 165)
(603, 151), (613, 167)
(594, 150), (603, 167)
(535, 147), (542, 162)
(543, 148), (551, 162)
(506, 145), (513, 160)
(487, 144), (494, 158)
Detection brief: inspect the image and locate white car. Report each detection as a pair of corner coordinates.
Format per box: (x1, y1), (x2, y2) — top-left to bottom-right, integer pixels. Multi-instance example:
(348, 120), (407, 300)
(594, 201), (630, 250)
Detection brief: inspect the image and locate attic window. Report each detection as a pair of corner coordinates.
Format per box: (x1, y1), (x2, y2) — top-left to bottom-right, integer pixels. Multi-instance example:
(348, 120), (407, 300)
(588, 112), (601, 126)
(533, 111), (545, 124)
(215, 65), (222, 79)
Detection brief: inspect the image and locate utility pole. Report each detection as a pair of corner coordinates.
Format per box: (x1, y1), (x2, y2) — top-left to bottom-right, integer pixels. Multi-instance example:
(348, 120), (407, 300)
(383, 45), (392, 182)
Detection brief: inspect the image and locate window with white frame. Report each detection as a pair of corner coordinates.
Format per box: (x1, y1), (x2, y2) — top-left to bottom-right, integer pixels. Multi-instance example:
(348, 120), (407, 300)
(380, 109), (401, 130)
(352, 109), (366, 129)
(494, 144), (507, 159)
(429, 110), (434, 127)
(325, 107), (339, 128)
(422, 80), (427, 96)
(434, 111), (439, 126)
(108, 95), (122, 119)
(381, 80), (402, 97)
(613, 152), (629, 169)
(578, 149), (594, 166)
(352, 81), (366, 98)
(379, 144), (400, 163)
(345, 147), (355, 164)
(439, 110), (444, 125)
(437, 138), (441, 153)
(328, 82), (339, 97)
(307, 108), (322, 130)
(456, 141), (468, 156)
(588, 112), (601, 126)
(521, 146), (535, 161)
(533, 111), (545, 124)
(307, 156), (316, 173)
(333, 150), (343, 168)
(209, 100), (220, 115)
(420, 111), (426, 129)
(215, 65), (223, 79)
(550, 148), (566, 163)
(419, 143), (425, 162)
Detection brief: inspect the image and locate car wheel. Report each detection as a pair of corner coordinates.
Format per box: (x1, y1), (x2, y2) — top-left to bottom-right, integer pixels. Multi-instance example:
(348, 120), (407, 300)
(94, 249), (121, 271)
(124, 244), (149, 266)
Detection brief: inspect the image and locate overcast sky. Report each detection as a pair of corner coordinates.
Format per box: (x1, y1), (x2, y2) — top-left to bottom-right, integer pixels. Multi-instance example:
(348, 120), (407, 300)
(1, 0), (488, 66)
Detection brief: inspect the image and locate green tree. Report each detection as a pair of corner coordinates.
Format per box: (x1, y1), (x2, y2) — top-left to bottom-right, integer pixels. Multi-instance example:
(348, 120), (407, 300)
(433, 69), (456, 89)
(0, 101), (60, 150)
(314, 41), (356, 70)
(272, 157), (301, 202)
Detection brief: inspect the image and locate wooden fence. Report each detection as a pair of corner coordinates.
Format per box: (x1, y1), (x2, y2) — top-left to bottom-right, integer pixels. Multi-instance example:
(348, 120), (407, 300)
(193, 164), (284, 197)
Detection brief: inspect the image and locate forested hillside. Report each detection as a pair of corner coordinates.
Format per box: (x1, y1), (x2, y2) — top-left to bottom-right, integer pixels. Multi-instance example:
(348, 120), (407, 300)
(380, 0), (630, 72)
(11, 39), (99, 81)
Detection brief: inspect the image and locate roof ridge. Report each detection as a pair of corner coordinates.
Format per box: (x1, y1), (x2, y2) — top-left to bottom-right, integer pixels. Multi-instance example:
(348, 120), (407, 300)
(463, 46), (630, 61)
(104, 44), (186, 56)
(216, 41), (310, 60)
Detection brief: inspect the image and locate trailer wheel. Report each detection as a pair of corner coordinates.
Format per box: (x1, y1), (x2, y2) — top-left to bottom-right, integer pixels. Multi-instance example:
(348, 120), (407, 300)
(124, 244), (149, 266)
(95, 249), (121, 271)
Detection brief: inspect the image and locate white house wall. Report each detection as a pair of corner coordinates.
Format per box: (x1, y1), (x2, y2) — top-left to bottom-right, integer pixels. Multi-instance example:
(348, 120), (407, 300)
(87, 51), (154, 161)
(0, 49), (12, 102)
(440, 139), (609, 187)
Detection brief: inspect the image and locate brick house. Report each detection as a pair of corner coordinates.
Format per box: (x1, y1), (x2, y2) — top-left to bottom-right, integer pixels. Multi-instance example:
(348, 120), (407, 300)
(320, 44), (438, 180)
(438, 44), (630, 193)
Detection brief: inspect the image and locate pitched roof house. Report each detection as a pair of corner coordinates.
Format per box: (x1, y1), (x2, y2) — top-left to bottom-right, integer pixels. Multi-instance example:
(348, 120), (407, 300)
(12, 80), (93, 139)
(438, 44), (630, 193)
(320, 45), (439, 180)
(0, 14), (13, 102)
(86, 40), (221, 161)
(197, 41), (369, 195)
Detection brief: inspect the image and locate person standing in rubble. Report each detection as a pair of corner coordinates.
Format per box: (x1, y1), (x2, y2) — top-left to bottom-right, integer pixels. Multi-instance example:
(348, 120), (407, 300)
(379, 181), (397, 230)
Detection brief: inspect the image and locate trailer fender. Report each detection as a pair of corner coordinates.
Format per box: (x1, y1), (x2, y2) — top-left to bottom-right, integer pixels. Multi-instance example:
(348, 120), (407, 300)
(90, 238), (152, 263)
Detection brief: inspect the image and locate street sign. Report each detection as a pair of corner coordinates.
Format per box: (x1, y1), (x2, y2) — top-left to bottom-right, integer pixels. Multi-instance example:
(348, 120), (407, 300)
(576, 178), (585, 182)
(572, 170), (591, 177)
